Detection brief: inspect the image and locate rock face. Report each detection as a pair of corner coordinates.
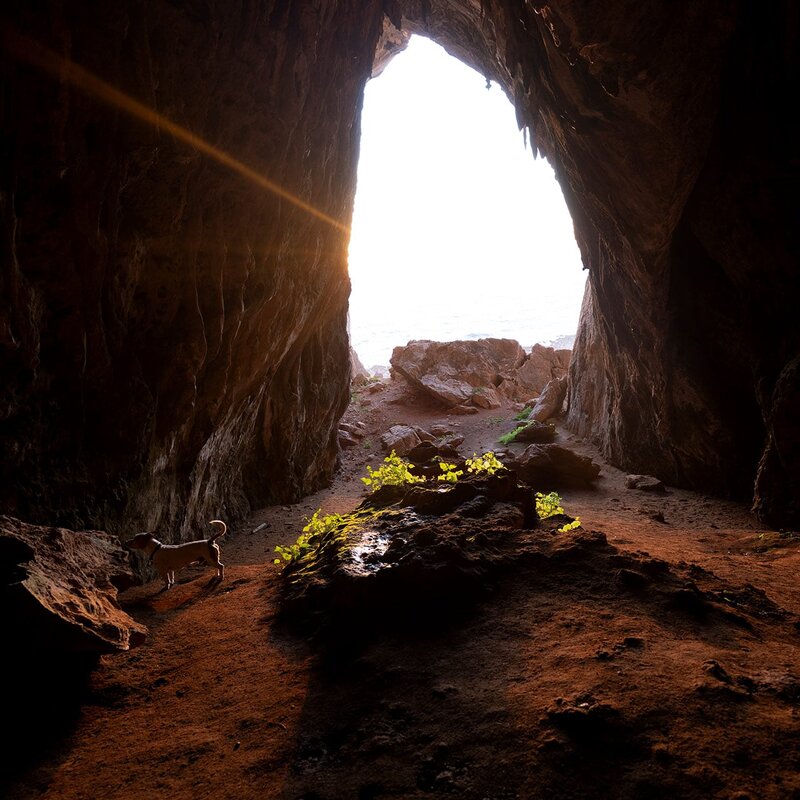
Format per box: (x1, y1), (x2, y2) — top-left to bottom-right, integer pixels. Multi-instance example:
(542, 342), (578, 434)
(500, 344), (571, 401)
(530, 376), (568, 422)
(1, 1), (798, 532)
(391, 339), (526, 408)
(1, 515), (146, 653)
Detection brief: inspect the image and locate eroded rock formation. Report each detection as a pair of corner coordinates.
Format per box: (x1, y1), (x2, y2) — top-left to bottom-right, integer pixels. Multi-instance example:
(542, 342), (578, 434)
(1, 0), (797, 539)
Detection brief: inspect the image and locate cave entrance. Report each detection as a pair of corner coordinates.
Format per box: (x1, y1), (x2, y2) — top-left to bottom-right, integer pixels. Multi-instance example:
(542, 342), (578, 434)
(347, 35), (587, 374)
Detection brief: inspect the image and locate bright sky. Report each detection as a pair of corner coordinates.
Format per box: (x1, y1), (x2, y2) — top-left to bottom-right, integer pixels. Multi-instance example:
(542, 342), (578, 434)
(347, 36), (587, 368)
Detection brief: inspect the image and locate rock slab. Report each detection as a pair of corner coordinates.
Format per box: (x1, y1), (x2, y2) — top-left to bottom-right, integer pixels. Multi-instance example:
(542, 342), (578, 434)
(1, 515), (147, 654)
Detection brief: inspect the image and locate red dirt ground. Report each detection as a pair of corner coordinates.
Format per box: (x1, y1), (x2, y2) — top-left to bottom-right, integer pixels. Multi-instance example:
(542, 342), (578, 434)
(9, 380), (800, 799)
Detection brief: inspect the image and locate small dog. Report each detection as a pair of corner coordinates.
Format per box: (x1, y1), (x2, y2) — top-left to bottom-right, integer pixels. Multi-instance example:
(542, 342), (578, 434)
(128, 519), (227, 589)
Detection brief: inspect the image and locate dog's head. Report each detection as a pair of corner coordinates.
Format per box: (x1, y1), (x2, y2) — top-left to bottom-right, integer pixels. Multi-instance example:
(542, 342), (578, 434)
(126, 532), (156, 551)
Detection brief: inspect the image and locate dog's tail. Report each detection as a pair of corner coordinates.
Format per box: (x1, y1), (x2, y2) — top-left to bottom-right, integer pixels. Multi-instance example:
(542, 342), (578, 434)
(209, 519), (227, 541)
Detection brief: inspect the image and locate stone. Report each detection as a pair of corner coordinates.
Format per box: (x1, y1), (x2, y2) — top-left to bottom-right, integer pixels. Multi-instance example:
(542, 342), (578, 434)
(1, 515), (147, 654)
(391, 339), (525, 407)
(350, 347), (370, 385)
(380, 425), (421, 457)
(530, 377), (569, 422)
(471, 386), (503, 409)
(339, 422), (364, 438)
(625, 474), (666, 492)
(429, 424), (453, 437)
(338, 429), (360, 448)
(514, 445), (601, 489)
(498, 344), (571, 401)
(514, 421), (557, 444)
(449, 405), (480, 416)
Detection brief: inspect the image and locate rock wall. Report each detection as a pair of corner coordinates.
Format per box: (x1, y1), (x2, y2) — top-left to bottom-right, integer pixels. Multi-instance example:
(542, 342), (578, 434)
(1, 1), (798, 536)
(1, 1), (385, 539)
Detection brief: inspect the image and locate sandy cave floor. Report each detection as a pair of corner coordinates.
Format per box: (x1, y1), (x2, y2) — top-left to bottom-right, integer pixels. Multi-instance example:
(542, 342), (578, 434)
(9, 380), (800, 799)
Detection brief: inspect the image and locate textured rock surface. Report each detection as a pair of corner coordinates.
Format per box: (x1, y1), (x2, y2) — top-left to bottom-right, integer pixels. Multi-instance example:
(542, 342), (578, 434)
(391, 338), (526, 407)
(1, 515), (146, 653)
(530, 376), (568, 422)
(512, 444), (601, 490)
(1, 2), (383, 540)
(499, 344), (571, 400)
(1, 0), (798, 535)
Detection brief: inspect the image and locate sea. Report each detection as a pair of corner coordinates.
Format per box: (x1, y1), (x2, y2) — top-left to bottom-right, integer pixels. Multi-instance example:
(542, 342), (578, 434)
(348, 276), (584, 371)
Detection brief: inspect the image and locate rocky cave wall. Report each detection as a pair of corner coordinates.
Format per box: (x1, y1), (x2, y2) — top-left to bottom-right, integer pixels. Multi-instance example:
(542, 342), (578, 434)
(1, 1), (387, 539)
(1, 1), (798, 539)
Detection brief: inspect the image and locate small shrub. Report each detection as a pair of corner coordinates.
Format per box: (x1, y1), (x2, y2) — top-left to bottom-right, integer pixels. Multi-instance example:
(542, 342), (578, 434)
(535, 491), (582, 533)
(535, 491), (565, 518)
(362, 450), (425, 491)
(436, 461), (464, 483)
(498, 426), (526, 445)
(514, 406), (532, 421)
(465, 452), (507, 475)
(274, 509), (344, 566)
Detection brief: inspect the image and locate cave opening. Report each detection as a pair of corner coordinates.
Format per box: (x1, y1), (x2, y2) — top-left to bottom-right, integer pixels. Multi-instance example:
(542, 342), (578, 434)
(347, 35), (587, 372)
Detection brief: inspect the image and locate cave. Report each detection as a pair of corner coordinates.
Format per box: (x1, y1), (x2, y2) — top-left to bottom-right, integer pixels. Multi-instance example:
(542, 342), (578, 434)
(2, 2), (800, 796)
(2, 1), (798, 543)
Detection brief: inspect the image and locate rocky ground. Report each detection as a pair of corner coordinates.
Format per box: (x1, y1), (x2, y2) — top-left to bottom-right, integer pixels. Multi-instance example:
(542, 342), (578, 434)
(7, 378), (800, 800)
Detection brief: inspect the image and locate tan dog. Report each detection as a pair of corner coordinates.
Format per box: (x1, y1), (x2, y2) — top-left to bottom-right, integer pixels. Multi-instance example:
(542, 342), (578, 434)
(128, 520), (227, 589)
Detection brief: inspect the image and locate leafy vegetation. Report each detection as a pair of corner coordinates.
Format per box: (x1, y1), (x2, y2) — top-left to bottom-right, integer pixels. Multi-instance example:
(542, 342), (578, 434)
(436, 461), (464, 483)
(514, 406), (532, 421)
(465, 452), (507, 475)
(536, 491), (581, 533)
(498, 425), (526, 445)
(274, 509), (344, 566)
(362, 450), (425, 491)
(535, 491), (565, 518)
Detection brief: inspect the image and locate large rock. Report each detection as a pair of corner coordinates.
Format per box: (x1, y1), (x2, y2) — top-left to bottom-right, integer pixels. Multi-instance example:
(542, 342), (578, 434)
(530, 376), (569, 422)
(513, 445), (601, 489)
(499, 344), (571, 401)
(1, 516), (146, 654)
(380, 425), (421, 457)
(391, 339), (526, 408)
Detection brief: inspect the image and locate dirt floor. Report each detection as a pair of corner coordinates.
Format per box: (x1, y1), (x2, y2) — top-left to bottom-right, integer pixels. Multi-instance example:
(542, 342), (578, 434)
(9, 379), (800, 799)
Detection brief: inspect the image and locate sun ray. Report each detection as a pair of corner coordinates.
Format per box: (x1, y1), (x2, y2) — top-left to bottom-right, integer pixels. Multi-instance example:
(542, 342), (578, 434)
(2, 27), (350, 234)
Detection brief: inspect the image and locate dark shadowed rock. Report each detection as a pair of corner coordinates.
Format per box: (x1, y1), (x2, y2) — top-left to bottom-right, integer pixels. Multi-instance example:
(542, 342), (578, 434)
(1, 516), (146, 654)
(513, 444), (601, 489)
(515, 421), (557, 444)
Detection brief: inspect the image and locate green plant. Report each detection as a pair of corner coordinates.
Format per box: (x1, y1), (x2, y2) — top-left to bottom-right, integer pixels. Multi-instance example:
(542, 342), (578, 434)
(436, 461), (464, 483)
(274, 509), (344, 566)
(361, 450), (426, 491)
(465, 452), (507, 475)
(514, 406), (532, 421)
(498, 425), (526, 445)
(535, 491), (565, 518)
(535, 491), (581, 533)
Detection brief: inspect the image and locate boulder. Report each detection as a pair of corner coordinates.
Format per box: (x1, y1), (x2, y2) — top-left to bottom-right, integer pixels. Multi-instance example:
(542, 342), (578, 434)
(472, 386), (503, 409)
(625, 474), (666, 492)
(514, 444), (601, 489)
(391, 339), (526, 407)
(1, 515), (147, 654)
(499, 344), (571, 401)
(350, 347), (370, 385)
(530, 376), (569, 422)
(338, 429), (361, 448)
(514, 421), (557, 444)
(380, 425), (421, 456)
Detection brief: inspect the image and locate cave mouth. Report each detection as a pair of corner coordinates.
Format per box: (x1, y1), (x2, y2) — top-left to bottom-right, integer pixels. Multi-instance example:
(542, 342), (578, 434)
(347, 35), (587, 372)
